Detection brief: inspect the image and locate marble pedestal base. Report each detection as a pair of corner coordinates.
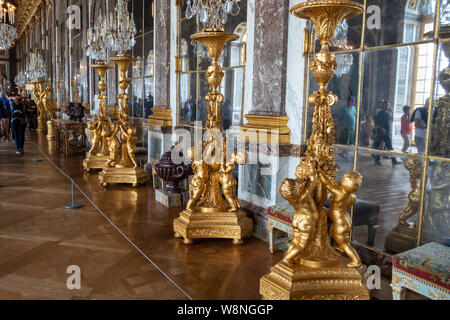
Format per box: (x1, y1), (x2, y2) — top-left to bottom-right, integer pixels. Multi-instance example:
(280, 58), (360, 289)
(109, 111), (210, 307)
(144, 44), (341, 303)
(155, 189), (189, 207)
(385, 224), (417, 254)
(47, 120), (55, 140)
(173, 209), (253, 245)
(37, 117), (47, 133)
(83, 155), (109, 172)
(260, 261), (370, 300)
(99, 167), (148, 187)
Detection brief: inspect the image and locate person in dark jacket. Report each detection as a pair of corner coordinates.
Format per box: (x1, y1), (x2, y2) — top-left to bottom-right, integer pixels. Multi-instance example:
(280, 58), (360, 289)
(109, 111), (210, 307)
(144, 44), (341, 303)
(10, 97), (27, 154)
(0, 99), (11, 141)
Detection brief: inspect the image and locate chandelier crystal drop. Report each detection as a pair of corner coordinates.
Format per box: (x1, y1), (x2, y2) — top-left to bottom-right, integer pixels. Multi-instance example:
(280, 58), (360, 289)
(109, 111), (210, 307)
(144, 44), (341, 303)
(0, 0), (17, 50)
(86, 10), (108, 61)
(14, 70), (26, 86)
(335, 54), (353, 78)
(28, 52), (47, 81)
(105, 0), (137, 55)
(185, 0), (242, 31)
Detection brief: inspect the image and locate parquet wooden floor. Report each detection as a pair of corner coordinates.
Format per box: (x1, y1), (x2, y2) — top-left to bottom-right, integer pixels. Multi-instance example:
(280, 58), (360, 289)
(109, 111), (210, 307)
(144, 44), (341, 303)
(0, 132), (416, 300)
(0, 132), (281, 300)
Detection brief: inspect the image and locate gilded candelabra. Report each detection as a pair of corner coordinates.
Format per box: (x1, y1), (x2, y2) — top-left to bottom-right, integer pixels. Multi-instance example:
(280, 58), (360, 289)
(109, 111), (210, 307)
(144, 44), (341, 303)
(32, 80), (47, 134)
(83, 62), (114, 172)
(98, 0), (147, 186)
(260, 0), (369, 300)
(98, 55), (148, 186)
(430, 26), (450, 158)
(173, 6), (252, 244)
(41, 84), (56, 140)
(385, 158), (422, 253)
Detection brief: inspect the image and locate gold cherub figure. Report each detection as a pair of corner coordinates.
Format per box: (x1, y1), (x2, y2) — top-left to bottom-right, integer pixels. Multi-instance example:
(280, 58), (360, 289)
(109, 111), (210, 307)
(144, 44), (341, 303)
(87, 115), (100, 159)
(42, 86), (57, 120)
(123, 124), (138, 168)
(219, 140), (242, 212)
(186, 144), (209, 213)
(319, 171), (363, 268)
(280, 158), (319, 266)
(398, 158), (422, 226)
(106, 123), (120, 167)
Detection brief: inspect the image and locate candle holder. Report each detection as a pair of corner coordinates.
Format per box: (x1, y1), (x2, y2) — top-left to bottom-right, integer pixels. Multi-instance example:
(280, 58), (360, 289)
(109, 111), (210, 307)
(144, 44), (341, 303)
(32, 79), (46, 134)
(83, 62), (115, 172)
(41, 85), (57, 140)
(98, 55), (148, 186)
(259, 0), (369, 300)
(172, 5), (252, 245)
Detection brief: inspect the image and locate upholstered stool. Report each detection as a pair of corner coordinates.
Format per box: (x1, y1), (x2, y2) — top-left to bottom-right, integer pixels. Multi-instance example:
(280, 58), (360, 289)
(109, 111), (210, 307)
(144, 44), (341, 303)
(325, 199), (380, 247)
(267, 199), (380, 252)
(267, 205), (294, 253)
(391, 242), (449, 300)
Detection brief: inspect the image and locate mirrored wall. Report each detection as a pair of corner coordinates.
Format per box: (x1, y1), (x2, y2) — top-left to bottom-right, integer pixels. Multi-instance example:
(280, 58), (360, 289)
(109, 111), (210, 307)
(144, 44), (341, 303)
(305, 0), (450, 259)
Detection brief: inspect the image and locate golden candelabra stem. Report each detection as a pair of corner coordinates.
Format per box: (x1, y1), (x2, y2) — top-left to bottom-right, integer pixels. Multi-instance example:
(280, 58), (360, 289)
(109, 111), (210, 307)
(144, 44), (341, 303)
(32, 79), (47, 134)
(173, 29), (252, 245)
(90, 63), (113, 119)
(83, 62), (114, 171)
(109, 55), (137, 169)
(97, 55), (148, 186)
(260, 0), (369, 300)
(109, 55), (135, 122)
(191, 31), (238, 130)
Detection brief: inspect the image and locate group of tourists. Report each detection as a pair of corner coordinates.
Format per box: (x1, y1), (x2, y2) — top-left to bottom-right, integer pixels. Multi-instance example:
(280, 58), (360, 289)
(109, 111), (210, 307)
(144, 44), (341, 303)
(0, 91), (37, 154)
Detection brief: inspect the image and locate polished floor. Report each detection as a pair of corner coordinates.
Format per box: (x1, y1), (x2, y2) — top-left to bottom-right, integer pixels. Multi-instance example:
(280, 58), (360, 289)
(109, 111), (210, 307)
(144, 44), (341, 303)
(0, 131), (426, 300)
(0, 132), (281, 300)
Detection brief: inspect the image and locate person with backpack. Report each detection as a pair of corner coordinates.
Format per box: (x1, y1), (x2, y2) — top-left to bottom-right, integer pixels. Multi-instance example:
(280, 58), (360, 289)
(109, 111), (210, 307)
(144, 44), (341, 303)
(10, 96), (26, 155)
(411, 99), (429, 155)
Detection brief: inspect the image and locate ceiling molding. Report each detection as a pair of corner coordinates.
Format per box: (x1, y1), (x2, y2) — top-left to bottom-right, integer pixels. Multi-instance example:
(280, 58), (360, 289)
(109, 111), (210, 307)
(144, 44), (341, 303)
(16, 0), (50, 40)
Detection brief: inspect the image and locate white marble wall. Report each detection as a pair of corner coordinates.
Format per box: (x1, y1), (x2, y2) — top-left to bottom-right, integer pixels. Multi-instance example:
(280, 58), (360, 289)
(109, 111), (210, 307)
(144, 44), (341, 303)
(170, 0), (178, 124)
(285, 0), (307, 146)
(243, 0), (255, 116)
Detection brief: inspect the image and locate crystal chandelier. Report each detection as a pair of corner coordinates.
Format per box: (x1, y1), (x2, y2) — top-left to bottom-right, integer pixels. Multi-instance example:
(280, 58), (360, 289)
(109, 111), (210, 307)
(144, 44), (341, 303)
(185, 0), (242, 31)
(86, 10), (108, 62)
(28, 52), (47, 81)
(335, 54), (353, 77)
(105, 0), (137, 55)
(0, 1), (17, 50)
(329, 19), (353, 78)
(14, 70), (26, 86)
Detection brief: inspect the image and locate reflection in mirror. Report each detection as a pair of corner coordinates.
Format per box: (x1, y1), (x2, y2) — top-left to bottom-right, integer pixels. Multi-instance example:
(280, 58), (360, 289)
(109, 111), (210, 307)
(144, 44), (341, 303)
(352, 152), (422, 253)
(360, 44), (434, 156)
(307, 52), (360, 144)
(179, 73), (197, 126)
(144, 77), (153, 118)
(365, 0), (435, 48)
(180, 18), (198, 72)
(440, 0), (450, 31)
(421, 160), (450, 245)
(429, 41), (450, 158)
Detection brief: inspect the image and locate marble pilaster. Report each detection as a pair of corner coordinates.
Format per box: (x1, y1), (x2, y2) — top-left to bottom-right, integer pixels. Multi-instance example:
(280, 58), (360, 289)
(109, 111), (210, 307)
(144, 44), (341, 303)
(153, 0), (171, 110)
(249, 0), (290, 116)
(147, 0), (173, 169)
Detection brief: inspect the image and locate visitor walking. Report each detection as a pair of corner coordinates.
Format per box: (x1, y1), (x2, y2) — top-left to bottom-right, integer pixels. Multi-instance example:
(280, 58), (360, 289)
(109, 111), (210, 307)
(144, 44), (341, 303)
(10, 96), (26, 155)
(372, 100), (401, 166)
(401, 105), (412, 153)
(0, 99), (11, 141)
(412, 99), (428, 155)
